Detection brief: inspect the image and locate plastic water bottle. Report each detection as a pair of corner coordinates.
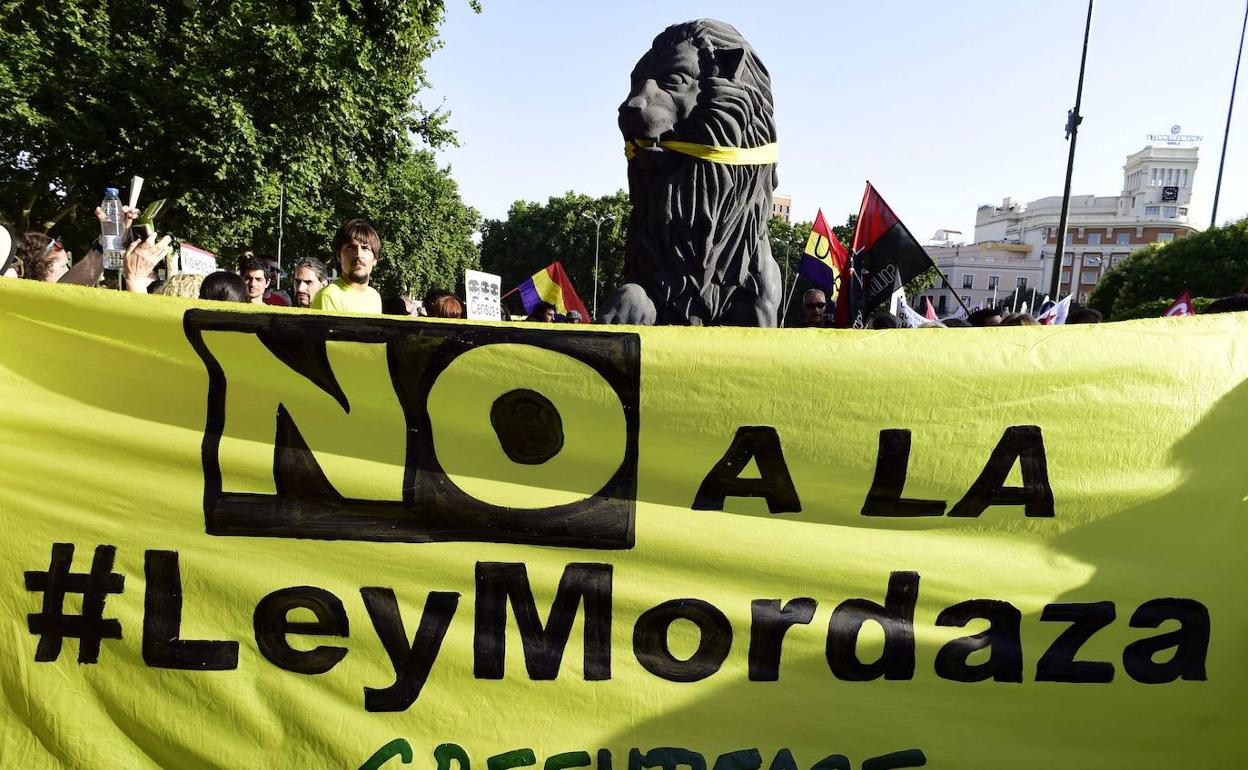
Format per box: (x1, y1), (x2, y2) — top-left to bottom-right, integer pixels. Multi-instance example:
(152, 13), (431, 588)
(99, 187), (125, 271)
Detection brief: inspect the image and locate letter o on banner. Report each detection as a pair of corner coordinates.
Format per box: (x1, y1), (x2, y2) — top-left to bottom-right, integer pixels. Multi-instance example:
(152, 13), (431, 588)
(425, 343), (627, 509)
(633, 598), (733, 682)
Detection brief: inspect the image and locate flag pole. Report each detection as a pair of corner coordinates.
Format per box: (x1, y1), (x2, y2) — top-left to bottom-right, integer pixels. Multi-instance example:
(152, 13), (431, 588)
(779, 270), (799, 328)
(933, 267), (970, 315)
(276, 183), (284, 275)
(1212, 0), (1248, 228)
(1048, 0), (1095, 301)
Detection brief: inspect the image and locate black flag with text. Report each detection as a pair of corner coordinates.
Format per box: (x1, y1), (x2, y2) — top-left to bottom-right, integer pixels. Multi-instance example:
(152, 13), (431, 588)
(850, 183), (938, 324)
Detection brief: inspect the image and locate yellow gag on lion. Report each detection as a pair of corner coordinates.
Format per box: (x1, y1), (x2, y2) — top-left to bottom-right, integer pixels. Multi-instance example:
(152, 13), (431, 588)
(0, 279), (1243, 768)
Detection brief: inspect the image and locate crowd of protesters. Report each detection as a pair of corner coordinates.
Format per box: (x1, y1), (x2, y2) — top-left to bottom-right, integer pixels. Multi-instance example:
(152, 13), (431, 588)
(0, 211), (590, 323)
(796, 286), (1248, 329)
(5, 210), (1248, 325)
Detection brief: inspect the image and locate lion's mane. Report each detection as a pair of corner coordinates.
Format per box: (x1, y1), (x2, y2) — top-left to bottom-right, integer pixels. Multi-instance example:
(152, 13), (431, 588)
(625, 19), (779, 325)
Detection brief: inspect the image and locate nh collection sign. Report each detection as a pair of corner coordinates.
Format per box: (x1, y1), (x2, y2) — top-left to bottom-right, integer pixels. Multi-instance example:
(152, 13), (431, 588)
(1146, 124), (1202, 145)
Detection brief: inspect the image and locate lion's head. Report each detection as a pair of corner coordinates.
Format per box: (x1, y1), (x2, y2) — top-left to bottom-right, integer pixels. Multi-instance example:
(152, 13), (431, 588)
(619, 19), (776, 156)
(610, 19), (780, 326)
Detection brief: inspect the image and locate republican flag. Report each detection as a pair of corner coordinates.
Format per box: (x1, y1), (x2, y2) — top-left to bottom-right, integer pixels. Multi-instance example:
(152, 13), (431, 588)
(850, 182), (939, 324)
(516, 261), (590, 322)
(1037, 295), (1072, 325)
(922, 296), (938, 321)
(799, 209), (850, 297)
(1165, 290), (1194, 316)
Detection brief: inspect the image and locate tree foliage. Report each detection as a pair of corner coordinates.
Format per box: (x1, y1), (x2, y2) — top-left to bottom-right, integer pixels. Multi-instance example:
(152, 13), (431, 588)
(1088, 220), (1248, 319)
(1112, 296), (1217, 320)
(0, 0), (479, 295)
(479, 190), (629, 312)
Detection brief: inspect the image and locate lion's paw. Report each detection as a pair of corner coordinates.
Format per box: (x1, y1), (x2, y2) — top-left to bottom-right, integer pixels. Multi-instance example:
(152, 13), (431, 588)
(599, 283), (658, 326)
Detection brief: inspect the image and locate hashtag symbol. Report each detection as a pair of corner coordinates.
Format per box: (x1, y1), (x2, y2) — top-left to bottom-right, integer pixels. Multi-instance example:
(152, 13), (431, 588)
(25, 543), (125, 663)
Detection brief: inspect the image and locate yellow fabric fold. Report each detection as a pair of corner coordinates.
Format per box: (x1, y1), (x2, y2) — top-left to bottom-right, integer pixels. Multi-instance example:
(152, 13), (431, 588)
(624, 138), (778, 165)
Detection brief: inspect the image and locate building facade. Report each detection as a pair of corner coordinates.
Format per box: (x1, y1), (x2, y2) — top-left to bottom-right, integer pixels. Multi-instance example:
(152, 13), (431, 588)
(772, 193), (792, 223)
(921, 242), (1045, 315)
(920, 145), (1200, 312)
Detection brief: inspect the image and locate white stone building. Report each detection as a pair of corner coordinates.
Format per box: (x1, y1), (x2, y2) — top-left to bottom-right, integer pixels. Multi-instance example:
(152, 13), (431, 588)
(919, 145), (1201, 312)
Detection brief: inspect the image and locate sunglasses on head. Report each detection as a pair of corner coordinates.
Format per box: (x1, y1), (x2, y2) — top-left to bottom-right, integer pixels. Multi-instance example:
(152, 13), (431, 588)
(42, 237), (63, 256)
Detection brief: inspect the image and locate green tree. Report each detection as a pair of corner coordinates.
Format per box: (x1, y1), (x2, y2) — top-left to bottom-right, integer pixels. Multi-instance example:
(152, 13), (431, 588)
(1112, 295), (1218, 320)
(0, 0), (479, 294)
(767, 215), (809, 292)
(1088, 220), (1248, 319)
(480, 190), (629, 313)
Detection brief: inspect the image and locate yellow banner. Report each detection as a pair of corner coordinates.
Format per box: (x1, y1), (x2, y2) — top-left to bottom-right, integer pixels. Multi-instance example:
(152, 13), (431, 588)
(0, 279), (1243, 768)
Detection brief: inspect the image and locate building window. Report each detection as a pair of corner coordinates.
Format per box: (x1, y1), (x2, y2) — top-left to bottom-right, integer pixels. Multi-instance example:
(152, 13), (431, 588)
(1065, 232), (1073, 245)
(1179, 207), (1188, 216)
(938, 295), (948, 313)
(1116, 232), (1130, 245)
(1182, 169), (1189, 187)
(1164, 206), (1178, 218)
(962, 274), (974, 289)
(988, 275), (1000, 290)
(1016, 277), (1028, 290)
(1081, 270), (1098, 284)
(1061, 270), (1072, 284)
(1145, 205), (1160, 216)
(961, 295), (972, 308)
(1062, 254), (1072, 266)
(1087, 232), (1102, 245)
(1084, 255), (1102, 267)
(1157, 232), (1174, 243)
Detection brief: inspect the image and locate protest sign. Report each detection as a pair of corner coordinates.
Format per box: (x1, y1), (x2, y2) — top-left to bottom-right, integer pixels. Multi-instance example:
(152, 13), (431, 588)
(0, 279), (1243, 768)
(177, 242), (218, 275)
(466, 269), (502, 321)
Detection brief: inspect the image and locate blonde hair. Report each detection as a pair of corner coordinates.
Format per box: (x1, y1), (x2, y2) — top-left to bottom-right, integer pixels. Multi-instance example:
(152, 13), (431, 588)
(1000, 312), (1039, 326)
(157, 272), (206, 299)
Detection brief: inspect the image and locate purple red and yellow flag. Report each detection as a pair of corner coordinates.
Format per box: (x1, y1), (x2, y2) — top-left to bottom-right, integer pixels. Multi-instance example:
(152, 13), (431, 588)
(799, 209), (850, 297)
(517, 261), (590, 322)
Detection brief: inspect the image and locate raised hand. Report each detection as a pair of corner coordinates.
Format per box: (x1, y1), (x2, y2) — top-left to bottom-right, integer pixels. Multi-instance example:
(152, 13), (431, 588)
(123, 233), (172, 293)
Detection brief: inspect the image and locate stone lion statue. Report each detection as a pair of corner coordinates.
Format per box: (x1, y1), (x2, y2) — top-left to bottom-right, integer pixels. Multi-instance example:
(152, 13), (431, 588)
(600, 19), (782, 327)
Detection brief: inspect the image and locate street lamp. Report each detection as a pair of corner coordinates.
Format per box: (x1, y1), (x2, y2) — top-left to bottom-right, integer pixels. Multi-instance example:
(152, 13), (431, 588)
(581, 211), (615, 318)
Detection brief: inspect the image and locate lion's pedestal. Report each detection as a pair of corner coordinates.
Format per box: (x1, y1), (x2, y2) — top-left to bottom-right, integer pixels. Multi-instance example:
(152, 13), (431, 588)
(600, 19), (782, 327)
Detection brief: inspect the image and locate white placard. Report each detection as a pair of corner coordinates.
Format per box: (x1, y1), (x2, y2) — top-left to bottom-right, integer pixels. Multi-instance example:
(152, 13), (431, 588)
(178, 243), (218, 275)
(465, 269), (502, 321)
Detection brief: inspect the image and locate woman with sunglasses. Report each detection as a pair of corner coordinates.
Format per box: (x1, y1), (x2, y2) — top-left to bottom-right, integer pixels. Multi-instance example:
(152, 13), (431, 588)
(14, 232), (72, 282)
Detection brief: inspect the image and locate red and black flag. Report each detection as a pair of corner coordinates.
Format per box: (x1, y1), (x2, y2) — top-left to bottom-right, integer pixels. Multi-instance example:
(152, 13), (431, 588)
(848, 182), (938, 326)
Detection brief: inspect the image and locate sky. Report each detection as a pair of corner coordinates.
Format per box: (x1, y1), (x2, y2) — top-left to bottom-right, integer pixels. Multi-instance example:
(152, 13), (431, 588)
(422, 1), (1248, 239)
